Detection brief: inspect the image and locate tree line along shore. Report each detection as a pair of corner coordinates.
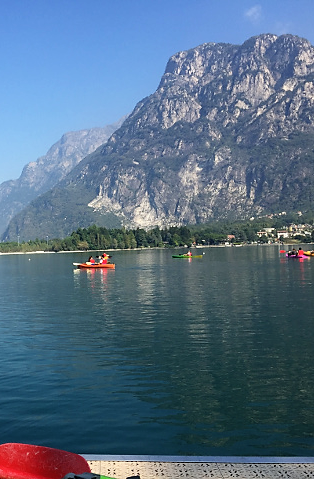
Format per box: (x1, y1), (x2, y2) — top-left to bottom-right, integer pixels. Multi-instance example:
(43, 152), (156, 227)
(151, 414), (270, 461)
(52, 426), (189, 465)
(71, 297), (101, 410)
(1, 212), (314, 254)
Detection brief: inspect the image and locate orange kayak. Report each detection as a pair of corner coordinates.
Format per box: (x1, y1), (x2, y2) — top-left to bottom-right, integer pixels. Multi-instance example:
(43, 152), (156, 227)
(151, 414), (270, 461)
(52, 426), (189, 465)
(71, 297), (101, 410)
(76, 263), (115, 269)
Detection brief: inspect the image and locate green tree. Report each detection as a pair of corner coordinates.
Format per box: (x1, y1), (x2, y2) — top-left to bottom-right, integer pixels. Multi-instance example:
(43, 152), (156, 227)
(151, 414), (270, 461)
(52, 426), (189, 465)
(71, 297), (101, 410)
(169, 233), (181, 246)
(134, 228), (148, 247)
(77, 240), (89, 250)
(127, 231), (137, 249)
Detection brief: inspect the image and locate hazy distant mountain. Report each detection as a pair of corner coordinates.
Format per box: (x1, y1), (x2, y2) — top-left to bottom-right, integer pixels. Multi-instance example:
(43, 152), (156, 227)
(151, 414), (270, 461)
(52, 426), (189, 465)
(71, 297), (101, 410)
(0, 117), (126, 236)
(4, 34), (314, 240)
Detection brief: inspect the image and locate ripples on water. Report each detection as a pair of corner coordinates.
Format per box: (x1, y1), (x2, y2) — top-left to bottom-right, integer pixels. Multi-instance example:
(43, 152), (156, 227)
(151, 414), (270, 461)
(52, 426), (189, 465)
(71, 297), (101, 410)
(0, 247), (314, 455)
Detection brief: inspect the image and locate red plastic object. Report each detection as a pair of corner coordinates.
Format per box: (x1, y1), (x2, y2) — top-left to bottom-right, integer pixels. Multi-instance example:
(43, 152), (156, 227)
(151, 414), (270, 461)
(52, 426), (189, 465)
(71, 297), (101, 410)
(0, 443), (91, 479)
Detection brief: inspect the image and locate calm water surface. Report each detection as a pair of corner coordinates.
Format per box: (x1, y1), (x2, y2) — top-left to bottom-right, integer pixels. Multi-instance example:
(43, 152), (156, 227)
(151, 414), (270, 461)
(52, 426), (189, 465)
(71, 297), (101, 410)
(0, 246), (314, 456)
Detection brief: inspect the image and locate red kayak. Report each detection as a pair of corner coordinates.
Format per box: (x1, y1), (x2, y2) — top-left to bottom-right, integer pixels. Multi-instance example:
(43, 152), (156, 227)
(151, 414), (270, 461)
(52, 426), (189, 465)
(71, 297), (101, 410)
(74, 263), (115, 269)
(0, 443), (90, 479)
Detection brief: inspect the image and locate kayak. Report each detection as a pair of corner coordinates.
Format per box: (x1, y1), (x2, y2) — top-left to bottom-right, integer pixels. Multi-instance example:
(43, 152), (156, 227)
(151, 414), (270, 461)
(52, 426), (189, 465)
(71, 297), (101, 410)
(75, 262), (115, 269)
(172, 254), (204, 258)
(285, 254), (306, 258)
(304, 251), (314, 256)
(0, 443), (90, 479)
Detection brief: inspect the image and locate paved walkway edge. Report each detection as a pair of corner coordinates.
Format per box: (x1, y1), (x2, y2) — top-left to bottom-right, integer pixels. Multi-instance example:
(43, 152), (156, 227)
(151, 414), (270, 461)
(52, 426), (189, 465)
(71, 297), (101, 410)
(83, 454), (314, 463)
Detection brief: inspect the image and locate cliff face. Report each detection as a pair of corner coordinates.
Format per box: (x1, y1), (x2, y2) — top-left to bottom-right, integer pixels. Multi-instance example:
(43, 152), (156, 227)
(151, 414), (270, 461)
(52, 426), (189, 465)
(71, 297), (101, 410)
(0, 118), (126, 235)
(4, 34), (314, 240)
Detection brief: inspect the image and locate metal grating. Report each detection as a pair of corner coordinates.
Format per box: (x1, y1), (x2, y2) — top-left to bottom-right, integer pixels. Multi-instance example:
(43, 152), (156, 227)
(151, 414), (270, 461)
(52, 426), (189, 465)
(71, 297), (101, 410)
(218, 463), (314, 478)
(88, 460), (314, 479)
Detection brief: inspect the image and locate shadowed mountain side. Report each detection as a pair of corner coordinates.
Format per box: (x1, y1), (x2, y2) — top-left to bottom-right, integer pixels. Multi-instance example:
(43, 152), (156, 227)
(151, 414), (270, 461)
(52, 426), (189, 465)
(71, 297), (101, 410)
(0, 116), (127, 236)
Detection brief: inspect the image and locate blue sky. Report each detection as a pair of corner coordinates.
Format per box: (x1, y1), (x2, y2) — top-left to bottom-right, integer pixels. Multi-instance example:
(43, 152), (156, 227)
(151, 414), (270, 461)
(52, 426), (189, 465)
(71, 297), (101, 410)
(0, 0), (314, 183)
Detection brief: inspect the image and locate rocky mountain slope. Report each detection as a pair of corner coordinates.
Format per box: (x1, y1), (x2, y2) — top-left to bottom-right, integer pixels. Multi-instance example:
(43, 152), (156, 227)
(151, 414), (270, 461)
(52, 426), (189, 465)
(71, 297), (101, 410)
(0, 117), (126, 236)
(4, 34), (314, 241)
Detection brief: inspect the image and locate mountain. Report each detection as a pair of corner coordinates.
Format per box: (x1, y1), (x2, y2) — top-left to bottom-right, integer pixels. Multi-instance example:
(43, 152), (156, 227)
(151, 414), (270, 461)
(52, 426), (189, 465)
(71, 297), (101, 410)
(4, 34), (314, 241)
(0, 117), (126, 236)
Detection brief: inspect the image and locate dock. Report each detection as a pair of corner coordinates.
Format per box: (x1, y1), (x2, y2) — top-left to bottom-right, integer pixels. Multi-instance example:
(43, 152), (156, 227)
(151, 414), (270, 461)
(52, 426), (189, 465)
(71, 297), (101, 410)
(85, 455), (314, 478)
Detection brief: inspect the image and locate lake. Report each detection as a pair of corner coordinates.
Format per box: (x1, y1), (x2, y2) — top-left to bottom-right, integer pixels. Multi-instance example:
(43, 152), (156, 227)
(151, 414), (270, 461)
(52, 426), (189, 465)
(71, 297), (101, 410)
(0, 246), (314, 457)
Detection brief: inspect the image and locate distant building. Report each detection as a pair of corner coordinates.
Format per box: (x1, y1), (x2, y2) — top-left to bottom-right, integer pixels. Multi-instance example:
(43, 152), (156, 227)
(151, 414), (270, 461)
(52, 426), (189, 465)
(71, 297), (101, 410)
(277, 230), (289, 239)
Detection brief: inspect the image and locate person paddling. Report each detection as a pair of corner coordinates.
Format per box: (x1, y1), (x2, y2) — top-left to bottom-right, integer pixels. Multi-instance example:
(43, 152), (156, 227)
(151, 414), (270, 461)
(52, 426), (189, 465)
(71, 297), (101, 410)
(99, 253), (109, 264)
(88, 256), (95, 264)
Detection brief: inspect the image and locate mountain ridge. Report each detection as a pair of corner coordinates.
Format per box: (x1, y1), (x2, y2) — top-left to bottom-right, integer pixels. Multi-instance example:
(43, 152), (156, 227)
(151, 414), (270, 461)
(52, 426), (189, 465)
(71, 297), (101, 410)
(4, 33), (314, 241)
(0, 117), (126, 236)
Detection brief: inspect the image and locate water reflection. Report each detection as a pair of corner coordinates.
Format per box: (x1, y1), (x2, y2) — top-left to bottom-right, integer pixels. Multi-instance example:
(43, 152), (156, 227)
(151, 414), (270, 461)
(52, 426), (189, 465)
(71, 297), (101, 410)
(73, 267), (111, 298)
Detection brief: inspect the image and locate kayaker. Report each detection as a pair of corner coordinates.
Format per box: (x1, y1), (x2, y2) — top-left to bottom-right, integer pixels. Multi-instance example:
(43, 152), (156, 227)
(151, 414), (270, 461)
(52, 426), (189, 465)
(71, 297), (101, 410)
(88, 256), (96, 264)
(99, 253), (109, 264)
(298, 247), (304, 256)
(186, 250), (192, 257)
(287, 248), (297, 256)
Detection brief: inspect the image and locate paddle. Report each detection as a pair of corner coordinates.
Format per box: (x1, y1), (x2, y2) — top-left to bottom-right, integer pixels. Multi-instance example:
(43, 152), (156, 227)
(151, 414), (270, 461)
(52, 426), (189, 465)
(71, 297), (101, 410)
(72, 262), (96, 266)
(280, 250), (286, 253)
(72, 262), (95, 266)
(0, 443), (90, 479)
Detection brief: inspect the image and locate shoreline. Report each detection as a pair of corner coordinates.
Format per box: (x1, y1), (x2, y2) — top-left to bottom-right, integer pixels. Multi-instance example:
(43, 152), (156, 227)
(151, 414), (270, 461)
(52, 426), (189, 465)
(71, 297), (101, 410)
(0, 243), (309, 256)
